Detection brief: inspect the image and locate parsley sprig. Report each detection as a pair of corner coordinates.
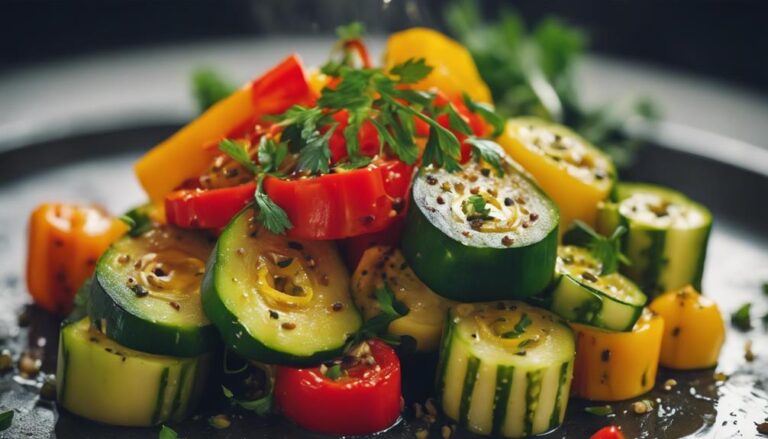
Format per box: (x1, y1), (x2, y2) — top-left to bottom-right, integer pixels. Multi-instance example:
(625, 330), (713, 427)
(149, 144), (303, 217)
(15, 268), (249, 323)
(564, 221), (630, 274)
(218, 138), (293, 234)
(349, 284), (409, 347)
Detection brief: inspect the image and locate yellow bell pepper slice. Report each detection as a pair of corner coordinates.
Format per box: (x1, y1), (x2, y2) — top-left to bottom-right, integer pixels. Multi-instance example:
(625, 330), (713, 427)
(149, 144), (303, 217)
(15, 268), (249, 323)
(571, 309), (664, 401)
(383, 27), (492, 103)
(498, 117), (615, 231)
(135, 55), (315, 203)
(649, 285), (725, 370)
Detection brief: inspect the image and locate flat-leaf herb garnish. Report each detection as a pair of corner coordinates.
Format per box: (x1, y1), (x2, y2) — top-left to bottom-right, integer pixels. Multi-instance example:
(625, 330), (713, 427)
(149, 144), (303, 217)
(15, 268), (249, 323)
(565, 221), (630, 275)
(584, 404), (613, 416)
(731, 303), (752, 331)
(158, 424), (178, 439)
(500, 313), (532, 339)
(349, 284), (409, 347)
(0, 410), (13, 432)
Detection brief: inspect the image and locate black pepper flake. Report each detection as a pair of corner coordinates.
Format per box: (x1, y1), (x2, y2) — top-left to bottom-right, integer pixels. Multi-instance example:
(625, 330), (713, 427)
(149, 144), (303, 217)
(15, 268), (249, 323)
(480, 168), (491, 177)
(469, 219), (484, 230)
(130, 284), (149, 298)
(153, 267), (167, 277)
(601, 349), (611, 362)
(436, 196), (445, 205)
(169, 301), (181, 311)
(672, 327), (681, 337)
(529, 213), (539, 221)
(425, 175), (438, 185)
(522, 220), (530, 229)
(504, 197), (514, 206)
(277, 258), (294, 268)
(581, 272), (598, 283)
(269, 310), (279, 319)
(281, 322), (296, 330)
(331, 302), (344, 312)
(89, 337), (99, 343)
(502, 236), (514, 247)
(469, 187), (480, 195)
(288, 241), (304, 251)
(105, 348), (113, 353)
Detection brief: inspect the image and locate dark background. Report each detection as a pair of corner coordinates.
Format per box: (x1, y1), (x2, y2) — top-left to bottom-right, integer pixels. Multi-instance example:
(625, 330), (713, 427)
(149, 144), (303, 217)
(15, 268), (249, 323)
(2, 0), (768, 95)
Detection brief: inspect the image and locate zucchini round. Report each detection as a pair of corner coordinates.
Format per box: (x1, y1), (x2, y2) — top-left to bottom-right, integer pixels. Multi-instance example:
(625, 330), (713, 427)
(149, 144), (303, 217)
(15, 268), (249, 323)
(545, 246), (646, 331)
(90, 225), (217, 357)
(498, 118), (616, 230)
(351, 246), (455, 352)
(57, 318), (209, 426)
(596, 182), (712, 297)
(202, 209), (362, 365)
(402, 159), (559, 301)
(436, 301), (574, 437)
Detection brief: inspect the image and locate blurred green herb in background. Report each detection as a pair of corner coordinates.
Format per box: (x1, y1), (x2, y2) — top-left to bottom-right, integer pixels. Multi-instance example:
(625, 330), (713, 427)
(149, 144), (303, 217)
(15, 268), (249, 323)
(192, 68), (236, 112)
(445, 0), (661, 166)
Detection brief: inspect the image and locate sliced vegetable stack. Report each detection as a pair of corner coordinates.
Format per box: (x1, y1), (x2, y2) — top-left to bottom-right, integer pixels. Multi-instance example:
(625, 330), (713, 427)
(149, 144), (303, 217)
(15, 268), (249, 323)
(437, 301), (574, 437)
(597, 183), (712, 297)
(402, 159), (559, 301)
(23, 22), (725, 439)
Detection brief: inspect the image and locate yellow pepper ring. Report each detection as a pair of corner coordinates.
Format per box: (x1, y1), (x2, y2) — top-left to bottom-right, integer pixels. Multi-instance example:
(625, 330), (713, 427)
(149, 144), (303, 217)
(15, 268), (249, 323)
(256, 257), (314, 308)
(474, 310), (542, 350)
(451, 191), (522, 233)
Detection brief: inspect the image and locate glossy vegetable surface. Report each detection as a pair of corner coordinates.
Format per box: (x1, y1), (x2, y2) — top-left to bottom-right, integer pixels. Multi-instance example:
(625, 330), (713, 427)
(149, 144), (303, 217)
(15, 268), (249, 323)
(402, 160), (558, 301)
(274, 339), (401, 436)
(27, 203), (127, 315)
(649, 285), (725, 370)
(571, 309), (664, 401)
(499, 118), (615, 231)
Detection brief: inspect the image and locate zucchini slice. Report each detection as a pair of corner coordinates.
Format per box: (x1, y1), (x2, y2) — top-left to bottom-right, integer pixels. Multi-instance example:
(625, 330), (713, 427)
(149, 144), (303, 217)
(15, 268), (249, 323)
(202, 209), (362, 365)
(437, 301), (575, 437)
(57, 318), (209, 426)
(351, 246), (455, 352)
(90, 225), (217, 357)
(596, 183), (712, 297)
(499, 118), (616, 230)
(402, 159), (559, 301)
(545, 246), (647, 331)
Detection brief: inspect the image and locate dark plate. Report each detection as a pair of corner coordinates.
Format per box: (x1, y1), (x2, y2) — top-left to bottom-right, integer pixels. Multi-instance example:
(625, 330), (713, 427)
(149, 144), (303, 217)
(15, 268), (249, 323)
(0, 124), (766, 439)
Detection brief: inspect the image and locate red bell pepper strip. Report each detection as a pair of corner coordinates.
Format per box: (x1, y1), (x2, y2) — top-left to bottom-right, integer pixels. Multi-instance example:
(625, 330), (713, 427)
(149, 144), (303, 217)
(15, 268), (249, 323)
(165, 160), (413, 239)
(274, 340), (402, 436)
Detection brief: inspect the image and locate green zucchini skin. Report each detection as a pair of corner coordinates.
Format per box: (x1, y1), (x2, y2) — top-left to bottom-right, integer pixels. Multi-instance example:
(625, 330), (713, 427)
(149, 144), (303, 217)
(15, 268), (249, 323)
(402, 161), (559, 302)
(597, 183), (712, 297)
(90, 274), (218, 357)
(89, 228), (217, 357)
(57, 318), (209, 427)
(201, 210), (361, 366)
(542, 246), (647, 332)
(437, 301), (575, 438)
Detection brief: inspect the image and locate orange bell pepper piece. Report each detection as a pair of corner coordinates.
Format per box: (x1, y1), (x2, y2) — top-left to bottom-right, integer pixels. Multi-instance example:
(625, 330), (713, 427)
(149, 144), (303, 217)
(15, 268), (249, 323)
(135, 54), (316, 203)
(26, 203), (127, 315)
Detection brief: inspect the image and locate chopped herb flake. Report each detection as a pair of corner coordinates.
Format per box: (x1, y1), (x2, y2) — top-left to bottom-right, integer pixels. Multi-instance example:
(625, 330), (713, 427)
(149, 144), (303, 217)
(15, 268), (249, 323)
(731, 303), (752, 331)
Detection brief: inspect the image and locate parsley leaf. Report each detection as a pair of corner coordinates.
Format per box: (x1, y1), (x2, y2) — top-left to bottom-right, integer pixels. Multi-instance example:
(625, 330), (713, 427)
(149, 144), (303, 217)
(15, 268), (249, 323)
(463, 93), (506, 137)
(191, 68), (235, 112)
(222, 385), (273, 416)
(158, 425), (178, 439)
(422, 126), (462, 173)
(336, 22), (365, 41)
(564, 221), (630, 275)
(257, 136), (288, 174)
(465, 194), (491, 219)
(0, 410), (13, 432)
(370, 118), (418, 165)
(297, 124), (336, 174)
(445, 104), (473, 136)
(219, 139), (260, 175)
(464, 137), (505, 176)
(731, 303), (752, 331)
(390, 58), (433, 84)
(325, 364), (343, 380)
(119, 204), (154, 237)
(351, 284), (409, 346)
(255, 175), (292, 234)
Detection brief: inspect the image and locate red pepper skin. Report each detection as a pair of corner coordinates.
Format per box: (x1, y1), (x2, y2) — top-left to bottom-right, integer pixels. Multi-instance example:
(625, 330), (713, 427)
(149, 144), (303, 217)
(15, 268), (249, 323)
(327, 110), (381, 164)
(413, 94), (487, 163)
(165, 160), (413, 239)
(265, 160), (413, 240)
(165, 183), (256, 229)
(590, 426), (627, 439)
(274, 340), (402, 436)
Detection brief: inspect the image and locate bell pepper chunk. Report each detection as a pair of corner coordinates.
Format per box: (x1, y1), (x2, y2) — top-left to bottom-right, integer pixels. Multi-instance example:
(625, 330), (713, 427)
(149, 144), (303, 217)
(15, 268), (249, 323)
(135, 54), (315, 203)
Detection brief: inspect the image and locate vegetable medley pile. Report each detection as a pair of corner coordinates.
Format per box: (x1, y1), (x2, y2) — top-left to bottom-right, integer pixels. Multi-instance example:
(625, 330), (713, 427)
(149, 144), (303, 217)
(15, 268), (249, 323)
(23, 24), (727, 439)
